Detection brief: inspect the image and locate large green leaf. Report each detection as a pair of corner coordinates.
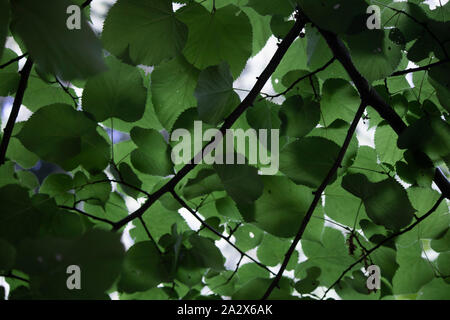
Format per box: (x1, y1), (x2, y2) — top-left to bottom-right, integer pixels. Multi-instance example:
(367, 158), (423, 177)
(194, 62), (240, 125)
(345, 29), (403, 83)
(151, 56), (199, 131)
(82, 57), (147, 123)
(320, 79), (360, 126)
(280, 137), (340, 189)
(214, 163), (264, 206)
(279, 95), (319, 138)
(298, 0), (367, 34)
(118, 241), (168, 293)
(10, 0), (105, 80)
(15, 230), (125, 299)
(237, 176), (314, 238)
(178, 3), (252, 78)
(102, 0), (187, 66)
(342, 173), (415, 231)
(0, 0), (10, 60)
(130, 127), (173, 176)
(17, 104), (110, 173)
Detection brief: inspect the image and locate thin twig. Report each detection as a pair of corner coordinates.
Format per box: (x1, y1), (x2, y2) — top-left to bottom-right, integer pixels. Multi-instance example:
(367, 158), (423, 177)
(0, 53), (28, 69)
(59, 205), (116, 226)
(171, 190), (276, 276)
(262, 57), (336, 100)
(0, 58), (33, 166)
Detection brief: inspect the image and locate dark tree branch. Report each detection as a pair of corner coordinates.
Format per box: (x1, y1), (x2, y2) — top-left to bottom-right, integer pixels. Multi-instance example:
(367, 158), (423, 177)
(0, 53), (28, 69)
(317, 27), (450, 199)
(262, 102), (367, 300)
(55, 77), (79, 108)
(322, 195), (445, 299)
(81, 0), (93, 9)
(171, 190), (276, 276)
(0, 58), (33, 166)
(112, 15), (307, 231)
(390, 59), (450, 77)
(59, 205), (116, 226)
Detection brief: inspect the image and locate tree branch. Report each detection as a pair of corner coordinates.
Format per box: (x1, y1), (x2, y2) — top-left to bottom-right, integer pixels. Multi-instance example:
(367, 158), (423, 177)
(262, 102), (367, 300)
(0, 58), (33, 166)
(0, 53), (28, 69)
(59, 205), (116, 226)
(390, 59), (450, 77)
(316, 27), (450, 199)
(171, 190), (276, 276)
(81, 0), (93, 9)
(112, 15), (307, 231)
(322, 195), (445, 299)
(262, 57), (336, 100)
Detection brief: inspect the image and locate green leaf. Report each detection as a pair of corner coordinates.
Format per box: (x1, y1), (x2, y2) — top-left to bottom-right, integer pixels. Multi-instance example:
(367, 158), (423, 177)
(257, 233), (298, 270)
(187, 234), (225, 271)
(280, 137), (340, 188)
(74, 171), (111, 207)
(151, 56), (199, 131)
(398, 115), (450, 166)
(130, 127), (173, 176)
(15, 229), (124, 299)
(297, 227), (358, 287)
(102, 0), (187, 66)
(0, 0), (9, 60)
(118, 241), (168, 293)
(279, 95), (319, 138)
(345, 29), (403, 83)
(375, 123), (404, 165)
(6, 122), (39, 169)
(392, 235), (434, 295)
(111, 162), (143, 199)
(0, 49), (20, 96)
(417, 278), (450, 300)
(17, 104), (110, 173)
(194, 62), (240, 125)
(182, 168), (224, 200)
(11, 0), (106, 80)
(82, 56), (146, 123)
(0, 239), (16, 272)
(214, 163), (263, 206)
(22, 71), (76, 112)
(298, 0), (367, 34)
(40, 174), (73, 206)
(247, 0), (294, 17)
(237, 176), (314, 238)
(178, 3), (252, 78)
(232, 277), (293, 300)
(320, 78), (360, 126)
(342, 173), (415, 231)
(295, 267), (321, 294)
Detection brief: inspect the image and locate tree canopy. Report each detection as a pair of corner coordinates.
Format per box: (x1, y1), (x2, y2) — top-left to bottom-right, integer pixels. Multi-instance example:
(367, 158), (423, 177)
(0, 0), (449, 300)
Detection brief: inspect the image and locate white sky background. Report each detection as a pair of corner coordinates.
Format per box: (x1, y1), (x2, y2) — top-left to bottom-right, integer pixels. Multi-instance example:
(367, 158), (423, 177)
(0, 0), (448, 300)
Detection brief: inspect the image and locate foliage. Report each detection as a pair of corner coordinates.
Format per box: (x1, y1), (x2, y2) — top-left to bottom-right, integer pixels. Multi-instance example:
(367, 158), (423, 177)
(0, 0), (449, 301)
